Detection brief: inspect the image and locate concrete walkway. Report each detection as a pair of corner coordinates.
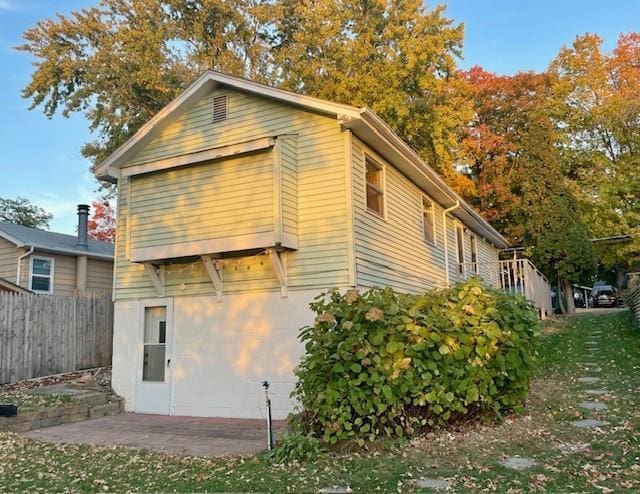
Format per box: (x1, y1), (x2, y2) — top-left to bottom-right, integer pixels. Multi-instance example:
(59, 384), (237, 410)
(26, 413), (286, 457)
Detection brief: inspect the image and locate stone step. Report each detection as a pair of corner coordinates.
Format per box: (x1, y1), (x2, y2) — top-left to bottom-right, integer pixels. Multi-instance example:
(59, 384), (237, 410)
(89, 402), (122, 418)
(76, 392), (108, 407)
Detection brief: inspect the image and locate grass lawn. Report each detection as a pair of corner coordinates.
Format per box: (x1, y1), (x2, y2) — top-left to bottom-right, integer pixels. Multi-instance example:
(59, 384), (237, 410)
(1, 310), (639, 492)
(0, 392), (71, 413)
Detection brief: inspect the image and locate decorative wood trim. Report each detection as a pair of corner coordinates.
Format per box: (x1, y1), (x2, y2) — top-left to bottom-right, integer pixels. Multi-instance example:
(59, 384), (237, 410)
(125, 177), (132, 261)
(143, 263), (165, 296)
(267, 248), (288, 298)
(201, 256), (223, 302)
(131, 232), (297, 263)
(272, 140), (283, 245)
(343, 129), (357, 287)
(120, 137), (276, 177)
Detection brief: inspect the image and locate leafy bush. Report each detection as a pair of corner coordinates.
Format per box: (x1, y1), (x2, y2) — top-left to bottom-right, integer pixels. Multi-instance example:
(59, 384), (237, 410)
(266, 432), (323, 463)
(293, 278), (540, 445)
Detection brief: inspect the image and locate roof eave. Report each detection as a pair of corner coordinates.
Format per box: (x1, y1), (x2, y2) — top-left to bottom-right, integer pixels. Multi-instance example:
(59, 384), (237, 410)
(32, 247), (114, 261)
(348, 109), (509, 249)
(0, 230), (26, 248)
(94, 70), (362, 178)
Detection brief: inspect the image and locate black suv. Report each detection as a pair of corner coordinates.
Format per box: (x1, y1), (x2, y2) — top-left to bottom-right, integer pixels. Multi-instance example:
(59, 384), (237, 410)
(592, 286), (619, 308)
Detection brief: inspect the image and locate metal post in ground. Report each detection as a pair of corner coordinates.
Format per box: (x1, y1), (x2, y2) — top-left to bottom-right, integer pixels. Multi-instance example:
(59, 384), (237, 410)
(261, 380), (274, 450)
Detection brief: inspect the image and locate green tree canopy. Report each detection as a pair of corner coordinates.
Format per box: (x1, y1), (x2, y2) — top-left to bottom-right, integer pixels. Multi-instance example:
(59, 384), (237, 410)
(550, 33), (640, 285)
(19, 0), (469, 179)
(0, 197), (53, 229)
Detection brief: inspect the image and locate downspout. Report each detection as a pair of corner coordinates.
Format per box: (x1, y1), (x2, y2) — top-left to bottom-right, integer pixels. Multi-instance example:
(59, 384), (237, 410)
(16, 246), (34, 286)
(443, 201), (460, 287)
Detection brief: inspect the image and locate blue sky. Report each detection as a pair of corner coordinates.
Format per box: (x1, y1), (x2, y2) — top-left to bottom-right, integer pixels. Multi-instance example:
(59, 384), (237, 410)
(0, 0), (638, 234)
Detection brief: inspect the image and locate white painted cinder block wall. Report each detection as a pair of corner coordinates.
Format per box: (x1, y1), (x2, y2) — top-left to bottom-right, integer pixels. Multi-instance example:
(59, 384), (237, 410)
(111, 289), (318, 419)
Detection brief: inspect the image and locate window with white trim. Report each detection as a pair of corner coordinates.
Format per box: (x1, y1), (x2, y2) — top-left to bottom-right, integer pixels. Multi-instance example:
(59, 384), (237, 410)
(365, 157), (384, 217)
(470, 234), (478, 273)
(456, 225), (465, 274)
(29, 256), (54, 294)
(422, 197), (435, 245)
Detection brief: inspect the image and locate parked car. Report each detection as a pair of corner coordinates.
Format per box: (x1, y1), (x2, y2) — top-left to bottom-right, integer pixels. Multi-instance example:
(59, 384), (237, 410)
(592, 286), (619, 308)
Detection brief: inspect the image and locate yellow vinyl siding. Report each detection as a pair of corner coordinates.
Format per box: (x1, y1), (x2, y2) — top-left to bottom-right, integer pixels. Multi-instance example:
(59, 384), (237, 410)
(279, 136), (298, 238)
(353, 137), (501, 292)
(477, 237), (499, 286)
(113, 177), (157, 299)
(0, 237), (23, 283)
(446, 217), (459, 286)
(87, 259), (114, 290)
(129, 151), (274, 250)
(352, 137), (449, 293)
(113, 88), (350, 300)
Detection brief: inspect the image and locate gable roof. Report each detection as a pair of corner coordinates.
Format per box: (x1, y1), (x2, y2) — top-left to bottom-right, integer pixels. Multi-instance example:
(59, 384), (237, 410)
(95, 70), (509, 249)
(0, 222), (114, 260)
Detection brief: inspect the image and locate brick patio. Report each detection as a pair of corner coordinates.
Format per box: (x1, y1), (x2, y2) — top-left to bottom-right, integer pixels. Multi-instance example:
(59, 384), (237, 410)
(26, 413), (287, 457)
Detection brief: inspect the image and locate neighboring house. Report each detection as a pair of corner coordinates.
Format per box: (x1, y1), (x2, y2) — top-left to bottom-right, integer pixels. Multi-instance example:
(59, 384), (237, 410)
(95, 71), (516, 420)
(0, 205), (114, 295)
(0, 277), (31, 294)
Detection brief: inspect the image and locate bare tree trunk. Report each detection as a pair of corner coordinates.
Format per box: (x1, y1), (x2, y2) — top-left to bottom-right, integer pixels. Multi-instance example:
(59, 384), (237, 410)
(562, 277), (576, 314)
(557, 278), (567, 314)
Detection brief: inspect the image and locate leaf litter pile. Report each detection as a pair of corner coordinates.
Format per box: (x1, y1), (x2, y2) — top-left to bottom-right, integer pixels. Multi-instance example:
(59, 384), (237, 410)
(1, 311), (639, 492)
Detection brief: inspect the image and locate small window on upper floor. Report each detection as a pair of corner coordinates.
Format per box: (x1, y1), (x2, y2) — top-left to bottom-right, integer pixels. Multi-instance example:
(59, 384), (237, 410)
(29, 256), (54, 294)
(212, 95), (228, 123)
(365, 157), (384, 217)
(422, 197), (435, 245)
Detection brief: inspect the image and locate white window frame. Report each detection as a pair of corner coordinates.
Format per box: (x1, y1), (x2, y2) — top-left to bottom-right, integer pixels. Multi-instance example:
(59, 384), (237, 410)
(29, 255), (55, 294)
(364, 155), (386, 219)
(422, 196), (436, 246)
(455, 223), (465, 274)
(470, 233), (478, 274)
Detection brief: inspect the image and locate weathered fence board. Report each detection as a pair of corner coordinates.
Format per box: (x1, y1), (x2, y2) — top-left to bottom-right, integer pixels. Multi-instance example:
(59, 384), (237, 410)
(625, 284), (640, 325)
(0, 290), (113, 384)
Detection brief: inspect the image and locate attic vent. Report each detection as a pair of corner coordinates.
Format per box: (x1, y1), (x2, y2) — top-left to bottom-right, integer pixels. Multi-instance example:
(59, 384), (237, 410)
(212, 95), (228, 123)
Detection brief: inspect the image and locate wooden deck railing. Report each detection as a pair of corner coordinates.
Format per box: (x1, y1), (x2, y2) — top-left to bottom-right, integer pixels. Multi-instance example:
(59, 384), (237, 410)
(459, 259), (553, 319)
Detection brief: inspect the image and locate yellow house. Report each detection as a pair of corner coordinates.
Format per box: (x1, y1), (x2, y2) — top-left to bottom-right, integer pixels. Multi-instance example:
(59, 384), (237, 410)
(96, 71), (514, 419)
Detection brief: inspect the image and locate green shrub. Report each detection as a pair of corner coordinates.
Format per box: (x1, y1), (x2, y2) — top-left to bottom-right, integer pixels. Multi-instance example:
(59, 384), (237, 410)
(293, 278), (540, 445)
(266, 432), (323, 463)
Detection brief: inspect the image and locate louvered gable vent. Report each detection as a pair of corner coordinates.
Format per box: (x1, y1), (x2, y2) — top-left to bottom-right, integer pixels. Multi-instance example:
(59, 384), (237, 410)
(212, 95), (228, 123)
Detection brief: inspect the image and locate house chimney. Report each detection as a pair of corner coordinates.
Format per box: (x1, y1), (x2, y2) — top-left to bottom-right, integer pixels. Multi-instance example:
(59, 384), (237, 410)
(76, 204), (90, 249)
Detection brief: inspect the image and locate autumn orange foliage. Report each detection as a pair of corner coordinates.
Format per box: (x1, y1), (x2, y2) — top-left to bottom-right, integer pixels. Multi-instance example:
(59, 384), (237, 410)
(88, 200), (115, 243)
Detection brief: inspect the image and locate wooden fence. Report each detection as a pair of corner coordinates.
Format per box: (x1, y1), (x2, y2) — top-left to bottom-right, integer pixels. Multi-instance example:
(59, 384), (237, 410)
(625, 284), (640, 326)
(0, 290), (113, 384)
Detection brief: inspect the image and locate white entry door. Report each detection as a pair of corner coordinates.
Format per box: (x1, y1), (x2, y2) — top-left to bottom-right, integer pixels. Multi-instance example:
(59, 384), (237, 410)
(136, 300), (173, 414)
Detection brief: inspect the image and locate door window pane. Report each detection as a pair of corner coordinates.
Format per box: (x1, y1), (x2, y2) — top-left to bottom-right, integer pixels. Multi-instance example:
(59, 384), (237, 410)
(143, 307), (167, 382)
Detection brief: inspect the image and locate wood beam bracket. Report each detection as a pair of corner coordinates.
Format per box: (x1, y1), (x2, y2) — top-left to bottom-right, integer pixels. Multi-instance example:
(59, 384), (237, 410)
(267, 248), (288, 298)
(143, 262), (165, 297)
(201, 256), (223, 302)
